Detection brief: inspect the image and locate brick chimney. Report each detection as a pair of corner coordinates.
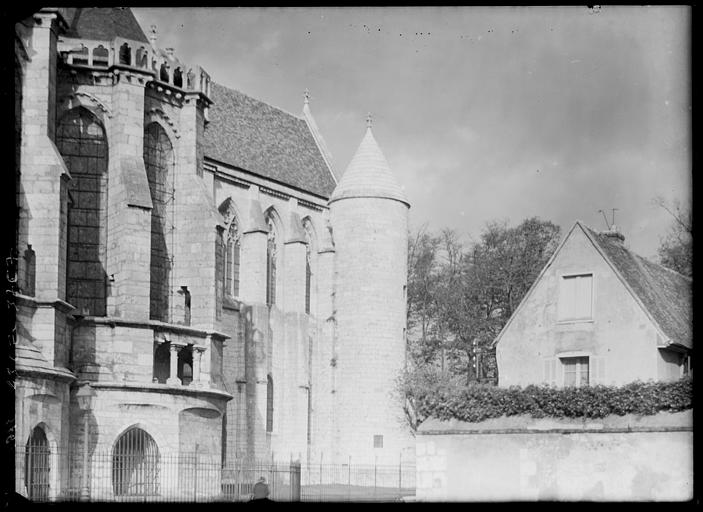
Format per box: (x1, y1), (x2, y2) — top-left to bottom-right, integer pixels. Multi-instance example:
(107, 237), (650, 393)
(603, 224), (625, 243)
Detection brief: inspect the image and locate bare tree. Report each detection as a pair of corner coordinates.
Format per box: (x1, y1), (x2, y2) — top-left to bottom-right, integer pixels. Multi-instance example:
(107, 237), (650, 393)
(654, 196), (692, 277)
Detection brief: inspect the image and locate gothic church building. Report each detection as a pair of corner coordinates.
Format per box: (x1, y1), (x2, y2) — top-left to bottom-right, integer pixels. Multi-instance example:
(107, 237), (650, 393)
(14, 7), (413, 500)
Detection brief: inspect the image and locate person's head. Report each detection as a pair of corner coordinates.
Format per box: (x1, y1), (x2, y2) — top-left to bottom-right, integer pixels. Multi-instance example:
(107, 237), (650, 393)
(253, 478), (270, 499)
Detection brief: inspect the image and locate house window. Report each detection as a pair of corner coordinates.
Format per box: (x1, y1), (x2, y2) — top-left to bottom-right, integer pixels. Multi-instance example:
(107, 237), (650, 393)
(558, 273), (593, 321)
(681, 354), (692, 377)
(266, 375), (274, 433)
(562, 356), (589, 387)
(112, 427), (159, 496)
(373, 435), (383, 448)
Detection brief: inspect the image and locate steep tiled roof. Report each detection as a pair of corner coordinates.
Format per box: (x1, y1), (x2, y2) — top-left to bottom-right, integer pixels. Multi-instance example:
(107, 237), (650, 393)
(329, 126), (408, 205)
(581, 223), (692, 349)
(204, 82), (337, 199)
(62, 8), (149, 43)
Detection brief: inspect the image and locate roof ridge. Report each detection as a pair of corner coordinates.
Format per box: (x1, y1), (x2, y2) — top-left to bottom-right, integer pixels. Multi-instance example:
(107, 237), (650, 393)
(303, 103), (337, 184)
(583, 222), (692, 282)
(211, 81), (305, 122)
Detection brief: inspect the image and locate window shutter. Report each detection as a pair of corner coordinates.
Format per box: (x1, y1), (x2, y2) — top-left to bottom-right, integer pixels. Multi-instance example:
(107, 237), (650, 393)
(543, 357), (557, 386)
(576, 275), (593, 318)
(591, 356), (605, 384)
(558, 279), (569, 319)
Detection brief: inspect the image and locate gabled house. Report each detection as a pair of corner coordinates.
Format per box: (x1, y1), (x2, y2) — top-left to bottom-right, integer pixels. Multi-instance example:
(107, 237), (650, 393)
(493, 221), (692, 387)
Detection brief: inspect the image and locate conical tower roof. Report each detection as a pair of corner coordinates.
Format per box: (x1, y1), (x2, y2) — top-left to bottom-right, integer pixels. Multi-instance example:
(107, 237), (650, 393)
(329, 121), (409, 206)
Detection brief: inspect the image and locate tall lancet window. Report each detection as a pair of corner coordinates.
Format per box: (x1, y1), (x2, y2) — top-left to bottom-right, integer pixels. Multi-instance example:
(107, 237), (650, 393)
(266, 374), (274, 433)
(225, 218), (241, 298)
(305, 244), (312, 314)
(57, 107), (108, 316)
(144, 122), (174, 322)
(266, 215), (278, 306)
(303, 218), (316, 315)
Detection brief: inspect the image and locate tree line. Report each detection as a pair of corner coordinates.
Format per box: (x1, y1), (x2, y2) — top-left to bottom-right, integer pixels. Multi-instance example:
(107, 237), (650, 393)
(403, 200), (691, 422)
(406, 217), (561, 386)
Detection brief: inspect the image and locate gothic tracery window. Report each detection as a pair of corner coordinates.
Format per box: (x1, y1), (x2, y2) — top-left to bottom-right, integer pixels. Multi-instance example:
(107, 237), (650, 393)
(57, 107), (108, 316)
(225, 218), (241, 298)
(266, 214), (278, 306)
(305, 245), (311, 314)
(303, 219), (316, 315)
(266, 374), (274, 433)
(144, 123), (174, 322)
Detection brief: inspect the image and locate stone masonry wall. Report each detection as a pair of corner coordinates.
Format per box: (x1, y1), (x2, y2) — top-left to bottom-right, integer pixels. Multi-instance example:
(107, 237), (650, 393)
(416, 412), (693, 501)
(67, 385), (229, 500)
(330, 197), (413, 465)
(212, 171), (331, 464)
(15, 374), (72, 500)
(105, 73), (152, 320)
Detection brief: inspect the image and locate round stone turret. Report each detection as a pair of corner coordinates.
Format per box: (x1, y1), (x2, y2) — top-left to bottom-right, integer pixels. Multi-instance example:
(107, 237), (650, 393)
(329, 121), (413, 465)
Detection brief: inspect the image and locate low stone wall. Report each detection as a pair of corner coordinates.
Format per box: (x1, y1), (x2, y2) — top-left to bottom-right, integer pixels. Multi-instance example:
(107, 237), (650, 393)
(415, 411), (693, 502)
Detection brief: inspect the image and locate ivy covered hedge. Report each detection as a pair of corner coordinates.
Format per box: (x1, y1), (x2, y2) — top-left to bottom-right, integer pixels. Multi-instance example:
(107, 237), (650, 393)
(402, 371), (693, 424)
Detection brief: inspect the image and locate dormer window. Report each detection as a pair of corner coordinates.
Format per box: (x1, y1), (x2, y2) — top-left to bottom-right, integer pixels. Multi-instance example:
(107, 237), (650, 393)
(558, 273), (593, 321)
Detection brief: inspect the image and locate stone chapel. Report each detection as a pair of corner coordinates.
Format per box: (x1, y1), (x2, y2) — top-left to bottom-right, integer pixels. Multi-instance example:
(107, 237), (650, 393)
(14, 6), (414, 500)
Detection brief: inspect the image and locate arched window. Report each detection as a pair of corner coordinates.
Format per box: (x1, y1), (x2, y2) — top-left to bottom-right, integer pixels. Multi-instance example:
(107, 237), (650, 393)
(265, 214), (278, 306)
(144, 123), (174, 322)
(25, 426), (50, 501)
(135, 47), (148, 68)
(92, 45), (109, 66)
(112, 427), (159, 496)
(225, 218), (241, 298)
(57, 107), (108, 316)
(266, 375), (274, 433)
(159, 62), (169, 83)
(118, 43), (131, 65)
(173, 68), (183, 88)
(303, 219), (316, 315)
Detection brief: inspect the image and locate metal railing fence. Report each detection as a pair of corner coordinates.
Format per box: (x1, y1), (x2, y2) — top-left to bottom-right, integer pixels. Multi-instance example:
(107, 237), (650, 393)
(14, 445), (415, 503)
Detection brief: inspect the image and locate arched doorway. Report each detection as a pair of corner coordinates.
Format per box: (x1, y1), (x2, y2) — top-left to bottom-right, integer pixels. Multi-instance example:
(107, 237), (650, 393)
(112, 427), (160, 497)
(25, 426), (50, 501)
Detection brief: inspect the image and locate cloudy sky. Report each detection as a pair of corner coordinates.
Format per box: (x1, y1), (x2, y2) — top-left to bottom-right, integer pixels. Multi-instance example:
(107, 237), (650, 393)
(133, 6), (690, 258)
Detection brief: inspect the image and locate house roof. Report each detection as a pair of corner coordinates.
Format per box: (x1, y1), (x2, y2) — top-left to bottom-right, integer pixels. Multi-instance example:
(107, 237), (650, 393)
(581, 223), (692, 350)
(61, 8), (149, 43)
(492, 221), (692, 350)
(329, 125), (408, 205)
(204, 82), (337, 199)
